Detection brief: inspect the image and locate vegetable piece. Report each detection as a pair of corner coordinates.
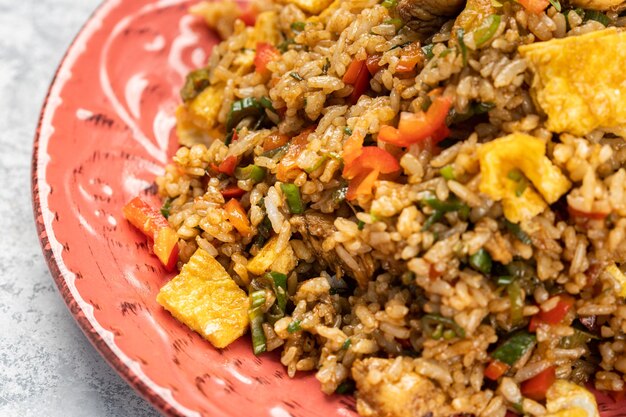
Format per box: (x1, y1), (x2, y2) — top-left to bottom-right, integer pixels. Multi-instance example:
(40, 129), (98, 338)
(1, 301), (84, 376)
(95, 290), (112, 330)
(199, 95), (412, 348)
(280, 183), (305, 214)
(349, 62), (370, 105)
(218, 155), (238, 176)
(584, 9), (609, 25)
(342, 338), (352, 350)
(290, 72), (304, 81)
(422, 314), (466, 339)
(421, 195), (469, 231)
(157, 248), (249, 348)
(235, 164), (266, 183)
(343, 59), (366, 84)
(123, 197), (179, 271)
(567, 205), (609, 220)
(343, 147), (401, 200)
(268, 271), (288, 313)
(520, 366), (555, 401)
(477, 133), (571, 223)
(440, 165), (455, 180)
(491, 331), (536, 366)
(248, 290), (267, 355)
(473, 14), (502, 45)
(505, 220), (532, 245)
(180, 68), (211, 102)
(548, 0), (561, 11)
(508, 280), (524, 327)
(220, 184), (246, 199)
(160, 198), (172, 219)
(287, 320), (302, 333)
(382, 0), (397, 7)
(247, 236), (297, 275)
(263, 132), (290, 152)
(378, 96), (451, 147)
(516, 0), (548, 13)
(254, 42), (280, 74)
(469, 248), (492, 275)
(559, 328), (597, 349)
(290, 21), (305, 32)
(366, 55), (382, 75)
(276, 126), (314, 181)
(484, 359), (510, 380)
(456, 28), (467, 66)
(224, 199), (251, 237)
(226, 96), (275, 131)
(396, 42), (425, 73)
(529, 294), (575, 331)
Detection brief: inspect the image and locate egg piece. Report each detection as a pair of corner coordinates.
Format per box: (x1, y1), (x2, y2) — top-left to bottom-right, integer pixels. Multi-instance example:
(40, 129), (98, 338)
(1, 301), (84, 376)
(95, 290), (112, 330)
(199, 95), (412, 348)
(157, 248), (249, 348)
(569, 0), (625, 10)
(477, 133), (571, 223)
(519, 28), (626, 136)
(544, 380), (599, 417)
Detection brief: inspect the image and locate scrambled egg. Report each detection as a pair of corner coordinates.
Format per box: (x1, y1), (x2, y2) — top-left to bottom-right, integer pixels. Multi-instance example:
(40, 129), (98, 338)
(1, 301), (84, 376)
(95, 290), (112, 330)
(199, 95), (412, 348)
(246, 236), (298, 276)
(245, 11), (282, 49)
(544, 380), (599, 417)
(157, 248), (249, 348)
(519, 28), (626, 136)
(284, 0), (336, 15)
(569, 0), (624, 10)
(478, 133), (571, 223)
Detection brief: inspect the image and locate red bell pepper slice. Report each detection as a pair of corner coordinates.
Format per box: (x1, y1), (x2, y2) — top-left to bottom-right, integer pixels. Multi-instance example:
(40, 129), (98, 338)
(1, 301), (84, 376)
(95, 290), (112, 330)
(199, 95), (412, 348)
(224, 198), (251, 237)
(123, 197), (179, 271)
(343, 59), (366, 84)
(254, 42), (280, 74)
(484, 359), (510, 380)
(218, 155), (238, 176)
(220, 185), (246, 199)
(378, 96), (451, 147)
(366, 55), (382, 75)
(568, 205), (609, 220)
(520, 366), (556, 401)
(276, 126), (315, 181)
(529, 294), (575, 331)
(395, 42), (424, 73)
(343, 146), (401, 178)
(517, 0), (550, 13)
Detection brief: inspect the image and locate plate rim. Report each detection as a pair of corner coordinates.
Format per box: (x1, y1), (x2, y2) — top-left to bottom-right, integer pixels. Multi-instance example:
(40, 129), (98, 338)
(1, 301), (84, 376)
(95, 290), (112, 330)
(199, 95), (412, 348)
(29, 1), (220, 416)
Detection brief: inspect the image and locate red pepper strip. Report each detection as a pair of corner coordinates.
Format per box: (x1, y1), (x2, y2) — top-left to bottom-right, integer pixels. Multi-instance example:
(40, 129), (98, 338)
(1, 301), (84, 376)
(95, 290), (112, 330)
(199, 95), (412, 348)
(221, 185), (246, 199)
(276, 126), (315, 181)
(254, 42), (280, 74)
(123, 197), (179, 271)
(378, 96), (452, 147)
(366, 55), (382, 75)
(395, 42), (424, 73)
(218, 155), (238, 176)
(349, 63), (370, 105)
(238, 4), (257, 25)
(517, 0), (550, 13)
(343, 59), (366, 84)
(342, 131), (365, 171)
(343, 147), (401, 178)
(520, 366), (556, 401)
(528, 294), (575, 332)
(224, 198), (251, 237)
(263, 132), (290, 152)
(568, 205), (609, 220)
(484, 359), (510, 380)
(347, 169), (379, 201)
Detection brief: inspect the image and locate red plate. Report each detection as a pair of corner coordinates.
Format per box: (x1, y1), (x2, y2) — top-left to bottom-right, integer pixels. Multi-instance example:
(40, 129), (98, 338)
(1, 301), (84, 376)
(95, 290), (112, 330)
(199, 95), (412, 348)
(30, 0), (626, 416)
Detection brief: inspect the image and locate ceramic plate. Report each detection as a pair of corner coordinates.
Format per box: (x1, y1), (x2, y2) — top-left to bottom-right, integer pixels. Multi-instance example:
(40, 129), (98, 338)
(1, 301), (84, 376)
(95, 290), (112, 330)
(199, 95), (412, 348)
(31, 0), (626, 416)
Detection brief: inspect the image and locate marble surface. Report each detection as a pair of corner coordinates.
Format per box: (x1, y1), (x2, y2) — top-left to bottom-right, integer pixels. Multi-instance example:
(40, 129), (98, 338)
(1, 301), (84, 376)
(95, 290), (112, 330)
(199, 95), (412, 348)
(0, 1), (161, 416)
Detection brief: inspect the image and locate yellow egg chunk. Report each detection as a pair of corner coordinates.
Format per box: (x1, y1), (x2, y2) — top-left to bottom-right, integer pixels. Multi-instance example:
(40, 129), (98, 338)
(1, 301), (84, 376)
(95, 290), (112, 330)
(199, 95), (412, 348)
(569, 0), (624, 10)
(187, 85), (224, 131)
(157, 248), (249, 349)
(245, 11), (281, 49)
(519, 28), (626, 136)
(544, 380), (599, 417)
(478, 133), (571, 223)
(246, 236), (297, 276)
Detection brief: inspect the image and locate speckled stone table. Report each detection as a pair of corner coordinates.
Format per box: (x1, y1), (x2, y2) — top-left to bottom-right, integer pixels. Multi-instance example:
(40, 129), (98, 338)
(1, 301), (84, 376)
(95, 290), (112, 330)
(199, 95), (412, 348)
(0, 1), (161, 416)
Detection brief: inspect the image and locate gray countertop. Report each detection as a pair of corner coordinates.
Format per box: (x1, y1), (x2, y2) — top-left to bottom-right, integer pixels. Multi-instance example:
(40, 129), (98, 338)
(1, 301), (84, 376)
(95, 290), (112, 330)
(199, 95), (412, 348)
(0, 1), (161, 416)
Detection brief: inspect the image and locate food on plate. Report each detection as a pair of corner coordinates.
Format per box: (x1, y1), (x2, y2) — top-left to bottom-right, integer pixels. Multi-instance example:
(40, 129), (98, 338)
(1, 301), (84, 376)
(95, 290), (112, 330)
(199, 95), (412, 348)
(123, 0), (626, 414)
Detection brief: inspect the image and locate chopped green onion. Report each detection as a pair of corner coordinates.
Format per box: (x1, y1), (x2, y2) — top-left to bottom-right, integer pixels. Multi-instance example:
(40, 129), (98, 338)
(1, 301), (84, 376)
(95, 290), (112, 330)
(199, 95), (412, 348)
(290, 21), (306, 32)
(440, 165), (455, 180)
(381, 0), (397, 8)
(281, 183), (305, 214)
(469, 248), (492, 275)
(262, 143), (289, 159)
(268, 271), (288, 313)
(259, 96), (275, 111)
(583, 9), (609, 25)
(491, 331), (536, 366)
(474, 14), (501, 47)
(383, 18), (403, 28)
(439, 48), (453, 58)
(422, 314), (466, 339)
(515, 177), (528, 197)
(342, 338), (352, 350)
(226, 97), (276, 131)
(491, 0), (503, 6)
(508, 280), (524, 326)
(421, 44), (434, 59)
(335, 380), (356, 394)
(290, 72), (304, 81)
(277, 38), (295, 53)
(305, 156), (328, 173)
(443, 329), (456, 340)
(559, 328), (597, 349)
(287, 319), (302, 333)
(389, 41), (411, 51)
(456, 28), (467, 67)
(357, 220), (365, 230)
(235, 164), (267, 183)
(160, 198), (172, 219)
(496, 275), (514, 286)
(343, 127), (353, 135)
(473, 101), (495, 114)
(248, 290), (267, 355)
(224, 128), (236, 146)
(422, 195), (467, 213)
(180, 68), (211, 101)
(505, 220), (532, 245)
(548, 0), (561, 11)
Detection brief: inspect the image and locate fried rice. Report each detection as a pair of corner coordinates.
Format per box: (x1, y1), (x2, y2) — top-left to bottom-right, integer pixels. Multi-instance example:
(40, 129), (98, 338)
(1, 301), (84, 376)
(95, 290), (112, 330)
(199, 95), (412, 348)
(145, 0), (626, 415)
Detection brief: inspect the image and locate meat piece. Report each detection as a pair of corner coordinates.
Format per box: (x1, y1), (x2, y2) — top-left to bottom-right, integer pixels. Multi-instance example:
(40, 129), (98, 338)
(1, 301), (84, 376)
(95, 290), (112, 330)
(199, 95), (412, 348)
(397, 0), (465, 38)
(352, 357), (449, 417)
(290, 212), (376, 288)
